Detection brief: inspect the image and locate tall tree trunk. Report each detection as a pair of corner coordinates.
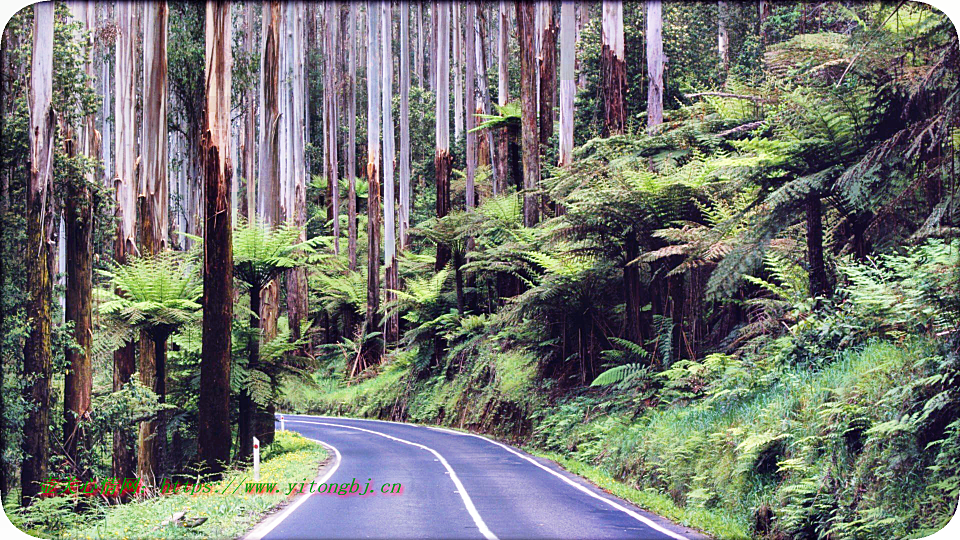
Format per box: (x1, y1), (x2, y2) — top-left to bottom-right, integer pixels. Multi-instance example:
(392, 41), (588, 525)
(538, 1), (557, 153)
(475, 7), (499, 194)
(347, 3), (358, 271)
(198, 0), (233, 477)
(495, 1), (511, 196)
(577, 2), (589, 90)
(259, 1), (281, 344)
(601, 0), (625, 136)
(517, 1), (540, 227)
(759, 0), (771, 45)
(327, 3), (340, 255)
(416, 2), (424, 88)
(465, 2), (477, 211)
(430, 2), (438, 92)
(435, 2), (453, 270)
(243, 3), (257, 219)
(137, 0), (170, 486)
(23, 1), (55, 504)
(400, 3), (412, 249)
(383, 2), (399, 345)
(238, 283), (260, 461)
(282, 2), (308, 348)
(111, 0), (138, 484)
(453, 4), (464, 142)
(558, 0), (575, 167)
(646, 0), (663, 132)
(63, 0), (96, 472)
(718, 1), (730, 81)
(806, 191), (830, 299)
(363, 0), (383, 366)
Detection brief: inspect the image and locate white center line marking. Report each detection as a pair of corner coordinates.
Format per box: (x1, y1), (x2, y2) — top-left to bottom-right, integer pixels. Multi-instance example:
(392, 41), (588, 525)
(289, 420), (499, 540)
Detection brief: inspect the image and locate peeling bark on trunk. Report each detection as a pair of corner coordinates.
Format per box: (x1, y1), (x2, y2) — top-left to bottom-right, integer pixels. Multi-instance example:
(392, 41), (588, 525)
(538, 1), (557, 153)
(646, 0), (663, 132)
(363, 0), (383, 366)
(137, 1), (170, 485)
(559, 0), (575, 167)
(259, 1), (281, 344)
(517, 1), (540, 227)
(111, 0), (138, 485)
(63, 0), (96, 472)
(198, 0), (233, 477)
(435, 3), (453, 270)
(23, 1), (55, 504)
(601, 1), (625, 136)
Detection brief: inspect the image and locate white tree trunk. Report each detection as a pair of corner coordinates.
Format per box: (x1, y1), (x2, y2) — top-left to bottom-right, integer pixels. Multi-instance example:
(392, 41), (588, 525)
(559, 0), (575, 167)
(718, 1), (730, 80)
(347, 2), (358, 270)
(465, 2), (476, 210)
(646, 0), (664, 132)
(453, 3), (464, 142)
(399, 3), (411, 248)
(141, 1), (169, 253)
(115, 1), (138, 257)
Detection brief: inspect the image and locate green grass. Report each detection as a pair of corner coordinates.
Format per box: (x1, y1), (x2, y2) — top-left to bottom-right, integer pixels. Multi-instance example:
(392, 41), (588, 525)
(532, 450), (750, 539)
(12, 431), (326, 540)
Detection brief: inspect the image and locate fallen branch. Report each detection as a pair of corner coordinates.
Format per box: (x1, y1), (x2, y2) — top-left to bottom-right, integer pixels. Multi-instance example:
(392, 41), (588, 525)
(717, 121), (767, 137)
(686, 92), (774, 104)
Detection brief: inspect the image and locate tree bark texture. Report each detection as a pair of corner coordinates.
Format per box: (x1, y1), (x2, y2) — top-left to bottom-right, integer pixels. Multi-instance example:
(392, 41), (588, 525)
(198, 0), (233, 477)
(348, 2), (358, 271)
(23, 1), (55, 504)
(435, 2), (453, 270)
(538, 1), (557, 153)
(559, 0), (575, 167)
(517, 1), (540, 227)
(383, 2), (399, 345)
(646, 0), (663, 132)
(364, 0), (382, 365)
(601, 0), (626, 136)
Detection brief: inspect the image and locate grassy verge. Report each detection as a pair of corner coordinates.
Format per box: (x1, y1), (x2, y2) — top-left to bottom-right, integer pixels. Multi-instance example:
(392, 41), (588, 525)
(532, 450), (748, 539)
(10, 431), (326, 540)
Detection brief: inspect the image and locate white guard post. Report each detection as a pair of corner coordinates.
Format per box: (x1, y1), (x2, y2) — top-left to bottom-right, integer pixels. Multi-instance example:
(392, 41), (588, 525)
(280, 414), (285, 431)
(253, 436), (260, 481)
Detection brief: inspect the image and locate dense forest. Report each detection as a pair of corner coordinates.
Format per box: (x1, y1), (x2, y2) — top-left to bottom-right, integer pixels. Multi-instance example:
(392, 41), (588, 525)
(1, 1), (959, 538)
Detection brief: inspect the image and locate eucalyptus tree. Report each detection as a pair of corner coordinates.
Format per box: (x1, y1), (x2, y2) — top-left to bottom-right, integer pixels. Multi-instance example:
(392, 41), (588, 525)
(465, 2), (477, 211)
(538, 1), (557, 153)
(112, 0), (138, 483)
(601, 0), (625, 136)
(496, 1), (511, 194)
(259, 0), (281, 343)
(435, 2), (453, 268)
(63, 0), (97, 469)
(517, 1), (540, 227)
(199, 0), (233, 477)
(453, 3), (464, 141)
(137, 0), (170, 484)
(364, 0), (383, 366)
(383, 2), (399, 345)
(22, 1), (54, 504)
(399, 3), (412, 249)
(559, 0), (575, 166)
(347, 3), (358, 271)
(646, 0), (663, 131)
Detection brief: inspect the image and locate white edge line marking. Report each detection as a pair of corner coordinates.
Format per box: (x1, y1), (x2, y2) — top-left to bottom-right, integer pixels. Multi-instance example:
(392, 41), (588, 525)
(460, 432), (689, 540)
(243, 438), (342, 540)
(285, 415), (690, 540)
(289, 420), (499, 540)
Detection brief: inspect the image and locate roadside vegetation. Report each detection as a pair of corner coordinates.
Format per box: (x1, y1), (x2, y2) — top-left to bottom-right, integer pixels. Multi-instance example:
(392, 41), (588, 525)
(9, 431), (325, 540)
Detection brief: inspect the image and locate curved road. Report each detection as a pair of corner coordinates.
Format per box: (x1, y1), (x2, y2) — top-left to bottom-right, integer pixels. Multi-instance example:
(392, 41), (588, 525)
(245, 415), (707, 540)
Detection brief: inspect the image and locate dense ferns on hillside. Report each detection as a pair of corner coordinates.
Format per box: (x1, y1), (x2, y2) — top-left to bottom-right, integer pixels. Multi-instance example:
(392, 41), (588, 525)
(285, 16), (960, 539)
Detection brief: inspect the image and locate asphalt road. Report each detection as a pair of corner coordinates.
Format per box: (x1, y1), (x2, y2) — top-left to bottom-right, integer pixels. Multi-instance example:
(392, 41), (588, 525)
(245, 415), (707, 540)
